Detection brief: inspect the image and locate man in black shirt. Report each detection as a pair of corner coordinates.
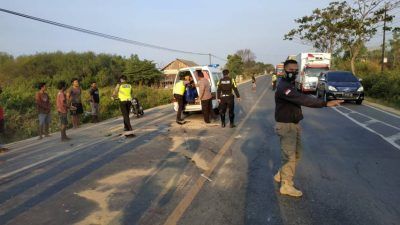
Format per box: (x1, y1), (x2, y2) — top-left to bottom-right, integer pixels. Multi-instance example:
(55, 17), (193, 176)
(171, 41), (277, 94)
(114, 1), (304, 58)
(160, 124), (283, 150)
(274, 59), (343, 197)
(217, 69), (241, 128)
(89, 81), (100, 123)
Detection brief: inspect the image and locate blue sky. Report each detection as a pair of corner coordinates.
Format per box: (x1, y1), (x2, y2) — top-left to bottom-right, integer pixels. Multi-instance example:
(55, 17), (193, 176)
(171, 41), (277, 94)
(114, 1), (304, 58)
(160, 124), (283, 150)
(0, 0), (393, 67)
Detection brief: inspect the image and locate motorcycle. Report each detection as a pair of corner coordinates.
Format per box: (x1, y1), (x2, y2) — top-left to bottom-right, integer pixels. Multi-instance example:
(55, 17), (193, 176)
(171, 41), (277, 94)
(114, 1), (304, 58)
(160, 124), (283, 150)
(130, 98), (144, 118)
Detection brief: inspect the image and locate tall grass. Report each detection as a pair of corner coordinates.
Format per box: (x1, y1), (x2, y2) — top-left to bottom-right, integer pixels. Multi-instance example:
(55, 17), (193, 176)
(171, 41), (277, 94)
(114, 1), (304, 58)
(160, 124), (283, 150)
(1, 84), (172, 143)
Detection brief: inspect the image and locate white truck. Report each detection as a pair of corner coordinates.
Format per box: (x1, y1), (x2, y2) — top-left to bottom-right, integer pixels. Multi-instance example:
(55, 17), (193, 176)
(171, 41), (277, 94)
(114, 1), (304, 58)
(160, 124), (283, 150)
(295, 52), (331, 93)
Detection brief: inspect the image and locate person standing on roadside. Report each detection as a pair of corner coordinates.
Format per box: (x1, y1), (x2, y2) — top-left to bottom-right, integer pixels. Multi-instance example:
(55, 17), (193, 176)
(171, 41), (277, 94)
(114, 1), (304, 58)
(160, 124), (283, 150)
(217, 69), (241, 128)
(112, 75), (135, 137)
(67, 78), (83, 129)
(173, 76), (186, 124)
(56, 81), (71, 141)
(251, 75), (256, 91)
(89, 81), (100, 123)
(274, 59), (343, 198)
(197, 70), (213, 124)
(0, 86), (8, 152)
(35, 82), (51, 139)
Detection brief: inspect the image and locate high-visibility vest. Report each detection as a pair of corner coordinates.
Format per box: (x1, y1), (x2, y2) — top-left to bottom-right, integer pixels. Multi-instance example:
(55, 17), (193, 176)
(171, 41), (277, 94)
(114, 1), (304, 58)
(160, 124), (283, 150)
(118, 83), (132, 101)
(173, 80), (185, 95)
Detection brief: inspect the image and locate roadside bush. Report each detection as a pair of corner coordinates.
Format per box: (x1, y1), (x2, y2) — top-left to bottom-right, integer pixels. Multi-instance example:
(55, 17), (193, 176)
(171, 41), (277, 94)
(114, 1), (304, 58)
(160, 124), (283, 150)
(0, 84), (172, 143)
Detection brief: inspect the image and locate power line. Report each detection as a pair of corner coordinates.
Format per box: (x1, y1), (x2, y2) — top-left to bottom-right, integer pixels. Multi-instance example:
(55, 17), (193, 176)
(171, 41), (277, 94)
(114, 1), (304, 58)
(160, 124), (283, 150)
(211, 54), (227, 62)
(0, 8), (222, 58)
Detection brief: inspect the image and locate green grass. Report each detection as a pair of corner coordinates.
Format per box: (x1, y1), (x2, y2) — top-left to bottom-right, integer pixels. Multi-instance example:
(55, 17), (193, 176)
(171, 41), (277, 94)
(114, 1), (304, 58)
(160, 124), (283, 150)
(1, 85), (172, 143)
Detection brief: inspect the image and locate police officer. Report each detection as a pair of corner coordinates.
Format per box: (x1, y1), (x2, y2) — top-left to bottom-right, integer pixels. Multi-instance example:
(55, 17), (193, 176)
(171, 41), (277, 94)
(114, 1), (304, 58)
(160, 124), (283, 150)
(217, 69), (241, 128)
(173, 76), (186, 124)
(113, 75), (135, 137)
(274, 59), (343, 197)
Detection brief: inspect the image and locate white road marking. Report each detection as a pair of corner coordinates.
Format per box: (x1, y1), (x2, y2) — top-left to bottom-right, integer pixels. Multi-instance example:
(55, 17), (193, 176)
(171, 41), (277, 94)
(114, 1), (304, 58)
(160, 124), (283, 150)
(342, 106), (400, 131)
(0, 138), (106, 180)
(363, 103), (400, 119)
(333, 106), (400, 151)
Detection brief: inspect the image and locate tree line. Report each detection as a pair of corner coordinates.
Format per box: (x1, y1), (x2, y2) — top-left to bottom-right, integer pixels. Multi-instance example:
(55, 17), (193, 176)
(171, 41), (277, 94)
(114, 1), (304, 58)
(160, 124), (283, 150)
(284, 0), (400, 74)
(225, 49), (275, 78)
(0, 51), (162, 89)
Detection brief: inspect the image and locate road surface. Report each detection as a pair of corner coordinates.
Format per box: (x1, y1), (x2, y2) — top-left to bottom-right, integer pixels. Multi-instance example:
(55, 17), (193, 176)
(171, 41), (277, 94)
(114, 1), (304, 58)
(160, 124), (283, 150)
(0, 76), (399, 225)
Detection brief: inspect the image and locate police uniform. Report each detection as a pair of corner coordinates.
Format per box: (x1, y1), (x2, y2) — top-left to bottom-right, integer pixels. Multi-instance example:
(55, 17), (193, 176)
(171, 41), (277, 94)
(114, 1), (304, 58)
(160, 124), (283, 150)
(173, 80), (186, 122)
(217, 76), (240, 127)
(118, 82), (133, 131)
(274, 77), (326, 194)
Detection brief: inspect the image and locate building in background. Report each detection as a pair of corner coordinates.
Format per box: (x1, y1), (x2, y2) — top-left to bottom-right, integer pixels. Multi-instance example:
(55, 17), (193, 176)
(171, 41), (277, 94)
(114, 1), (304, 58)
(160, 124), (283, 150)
(161, 59), (198, 87)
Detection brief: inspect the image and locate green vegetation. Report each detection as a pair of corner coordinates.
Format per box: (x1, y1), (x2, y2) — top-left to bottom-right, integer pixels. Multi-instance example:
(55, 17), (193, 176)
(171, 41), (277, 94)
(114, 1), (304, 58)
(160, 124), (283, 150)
(0, 51), (171, 143)
(332, 31), (400, 107)
(285, 0), (400, 108)
(284, 0), (399, 74)
(226, 49), (274, 79)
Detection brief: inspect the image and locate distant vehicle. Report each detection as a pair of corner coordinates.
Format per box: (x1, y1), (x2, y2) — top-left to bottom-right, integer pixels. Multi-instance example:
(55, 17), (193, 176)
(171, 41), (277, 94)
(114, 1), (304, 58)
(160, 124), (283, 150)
(173, 66), (223, 112)
(286, 55), (296, 61)
(275, 63), (284, 77)
(316, 71), (364, 105)
(296, 53), (331, 93)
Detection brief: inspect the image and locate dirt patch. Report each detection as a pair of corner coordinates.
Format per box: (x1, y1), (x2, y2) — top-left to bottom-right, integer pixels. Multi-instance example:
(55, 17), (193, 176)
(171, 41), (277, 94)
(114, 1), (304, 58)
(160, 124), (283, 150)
(74, 168), (153, 225)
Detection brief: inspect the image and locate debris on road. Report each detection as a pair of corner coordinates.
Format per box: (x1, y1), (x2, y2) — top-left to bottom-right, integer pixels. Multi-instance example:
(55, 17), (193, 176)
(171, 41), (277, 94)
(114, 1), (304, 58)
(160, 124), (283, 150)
(201, 173), (213, 182)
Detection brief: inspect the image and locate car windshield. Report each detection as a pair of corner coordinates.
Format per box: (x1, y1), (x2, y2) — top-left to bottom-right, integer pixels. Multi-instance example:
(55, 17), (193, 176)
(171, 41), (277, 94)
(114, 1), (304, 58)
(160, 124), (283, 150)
(305, 68), (328, 77)
(327, 72), (358, 82)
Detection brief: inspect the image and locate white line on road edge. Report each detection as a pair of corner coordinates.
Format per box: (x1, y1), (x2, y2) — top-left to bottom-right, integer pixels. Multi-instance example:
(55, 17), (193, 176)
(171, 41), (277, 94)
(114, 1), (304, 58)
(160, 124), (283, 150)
(0, 113), (175, 180)
(3, 103), (173, 151)
(0, 139), (105, 180)
(332, 107), (400, 151)
(1, 78), (264, 180)
(341, 106), (400, 131)
(363, 103), (400, 120)
(163, 85), (270, 225)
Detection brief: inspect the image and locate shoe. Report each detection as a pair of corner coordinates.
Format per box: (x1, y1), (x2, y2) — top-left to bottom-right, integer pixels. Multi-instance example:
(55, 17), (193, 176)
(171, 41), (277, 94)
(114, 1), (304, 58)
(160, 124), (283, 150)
(274, 171), (281, 183)
(230, 124), (236, 128)
(280, 184), (303, 197)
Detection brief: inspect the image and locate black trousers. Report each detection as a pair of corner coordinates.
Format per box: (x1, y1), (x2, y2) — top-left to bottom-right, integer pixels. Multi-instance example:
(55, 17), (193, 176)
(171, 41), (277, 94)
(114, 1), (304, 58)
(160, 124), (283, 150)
(201, 99), (212, 123)
(174, 94), (184, 121)
(120, 101), (132, 131)
(219, 95), (235, 123)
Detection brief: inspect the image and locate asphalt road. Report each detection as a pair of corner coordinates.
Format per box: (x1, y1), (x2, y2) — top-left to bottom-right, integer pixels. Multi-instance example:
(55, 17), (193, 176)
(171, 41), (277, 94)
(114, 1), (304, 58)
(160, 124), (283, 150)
(0, 76), (399, 225)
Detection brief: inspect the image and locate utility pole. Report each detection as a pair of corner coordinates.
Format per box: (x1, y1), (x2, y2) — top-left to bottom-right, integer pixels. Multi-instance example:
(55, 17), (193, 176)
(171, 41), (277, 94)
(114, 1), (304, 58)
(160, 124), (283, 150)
(381, 3), (388, 73)
(208, 53), (212, 65)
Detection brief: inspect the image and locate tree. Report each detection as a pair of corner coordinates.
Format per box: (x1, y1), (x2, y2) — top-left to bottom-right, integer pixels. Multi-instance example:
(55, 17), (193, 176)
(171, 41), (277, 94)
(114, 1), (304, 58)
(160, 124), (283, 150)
(225, 54), (244, 79)
(235, 49), (256, 64)
(389, 31), (400, 69)
(284, 0), (400, 74)
(284, 1), (350, 54)
(123, 54), (162, 86)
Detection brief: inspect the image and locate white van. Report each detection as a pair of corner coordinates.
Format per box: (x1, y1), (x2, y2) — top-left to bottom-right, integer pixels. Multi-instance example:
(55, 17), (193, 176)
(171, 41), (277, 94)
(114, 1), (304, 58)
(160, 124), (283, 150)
(173, 66), (223, 112)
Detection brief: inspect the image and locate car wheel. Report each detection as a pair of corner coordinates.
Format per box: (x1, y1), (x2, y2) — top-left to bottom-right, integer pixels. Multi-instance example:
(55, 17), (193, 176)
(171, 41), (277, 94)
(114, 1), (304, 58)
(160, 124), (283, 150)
(356, 99), (363, 105)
